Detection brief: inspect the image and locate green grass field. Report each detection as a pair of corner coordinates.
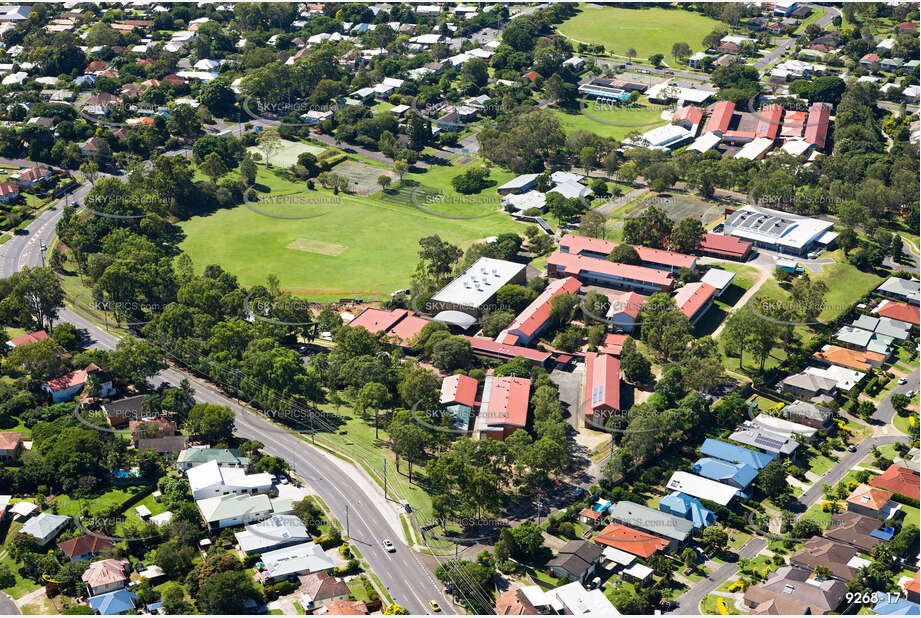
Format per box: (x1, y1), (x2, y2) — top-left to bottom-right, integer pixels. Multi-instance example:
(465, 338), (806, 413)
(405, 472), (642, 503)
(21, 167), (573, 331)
(556, 5), (721, 59)
(247, 140), (325, 169)
(554, 98), (668, 141)
(179, 166), (526, 301)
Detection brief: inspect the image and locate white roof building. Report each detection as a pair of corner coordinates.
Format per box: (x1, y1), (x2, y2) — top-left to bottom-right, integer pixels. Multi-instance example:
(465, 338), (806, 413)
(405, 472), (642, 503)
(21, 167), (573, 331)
(645, 81), (716, 104)
(803, 365), (865, 393)
(624, 123), (695, 151)
(502, 190), (546, 212)
(235, 514), (311, 555)
(781, 140), (814, 156)
(752, 413), (818, 438)
(723, 204), (834, 256)
(259, 542), (335, 581)
(687, 132), (722, 153)
(665, 471), (739, 506)
(735, 137), (775, 160)
(187, 460), (274, 500)
(431, 257), (527, 314)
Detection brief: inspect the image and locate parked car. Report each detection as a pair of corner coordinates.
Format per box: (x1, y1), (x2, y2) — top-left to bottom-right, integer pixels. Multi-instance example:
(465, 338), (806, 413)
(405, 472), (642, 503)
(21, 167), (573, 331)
(898, 378), (908, 385)
(847, 444), (857, 453)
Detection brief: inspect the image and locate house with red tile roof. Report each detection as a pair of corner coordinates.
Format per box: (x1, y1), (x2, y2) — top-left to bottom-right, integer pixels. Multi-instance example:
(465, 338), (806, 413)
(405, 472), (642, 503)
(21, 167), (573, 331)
(593, 523), (668, 558)
(496, 276), (581, 346)
(12, 166), (51, 187)
(42, 363), (115, 403)
(599, 333), (628, 356)
(846, 484), (894, 518)
(813, 344), (887, 372)
(698, 233), (753, 261)
(605, 291), (647, 334)
(0, 431), (23, 462)
(58, 534), (114, 562)
(463, 336), (552, 367)
(0, 181), (19, 203)
(494, 588), (539, 615)
(870, 464), (920, 501)
(82, 558), (130, 596)
(583, 353), (621, 429)
(347, 308), (430, 348)
(673, 282), (717, 325)
(85, 60), (109, 73)
(128, 418), (178, 443)
(672, 106), (704, 135)
(905, 571), (920, 604)
(896, 22), (917, 35)
(859, 53), (880, 66)
(474, 376), (530, 440)
(780, 110), (807, 138)
(755, 104), (784, 141)
(547, 251), (673, 295)
(5, 329), (48, 349)
(874, 300), (920, 326)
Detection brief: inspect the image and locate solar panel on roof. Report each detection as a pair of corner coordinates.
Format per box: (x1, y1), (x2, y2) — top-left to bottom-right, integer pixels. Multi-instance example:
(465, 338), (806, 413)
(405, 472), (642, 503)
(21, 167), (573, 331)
(754, 434), (784, 450)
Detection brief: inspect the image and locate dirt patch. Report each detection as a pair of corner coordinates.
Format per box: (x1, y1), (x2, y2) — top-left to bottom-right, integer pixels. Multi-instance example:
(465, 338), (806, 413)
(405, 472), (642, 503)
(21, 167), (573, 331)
(286, 238), (347, 256)
(453, 155), (473, 165)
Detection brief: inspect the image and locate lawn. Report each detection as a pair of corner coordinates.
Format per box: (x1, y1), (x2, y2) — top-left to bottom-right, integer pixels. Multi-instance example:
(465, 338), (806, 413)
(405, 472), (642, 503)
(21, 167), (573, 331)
(893, 409), (918, 438)
(701, 594), (740, 615)
(556, 5), (721, 59)
(554, 98), (668, 141)
(247, 139), (326, 169)
(179, 167), (527, 302)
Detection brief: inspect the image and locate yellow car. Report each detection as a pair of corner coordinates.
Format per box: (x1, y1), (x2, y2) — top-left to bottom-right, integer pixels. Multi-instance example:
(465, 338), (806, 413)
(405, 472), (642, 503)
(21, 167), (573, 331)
(429, 601), (441, 613)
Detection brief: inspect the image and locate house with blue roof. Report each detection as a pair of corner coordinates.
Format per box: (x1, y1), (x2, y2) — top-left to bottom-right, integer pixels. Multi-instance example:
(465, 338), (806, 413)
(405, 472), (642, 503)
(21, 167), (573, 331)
(659, 492), (716, 529)
(691, 457), (759, 491)
(88, 589), (137, 615)
(872, 595), (920, 615)
(700, 438), (776, 470)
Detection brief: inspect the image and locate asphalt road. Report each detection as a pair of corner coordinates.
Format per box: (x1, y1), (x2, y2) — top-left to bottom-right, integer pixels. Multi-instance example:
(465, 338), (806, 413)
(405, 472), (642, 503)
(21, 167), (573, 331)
(1, 173), (454, 616)
(672, 537), (769, 615)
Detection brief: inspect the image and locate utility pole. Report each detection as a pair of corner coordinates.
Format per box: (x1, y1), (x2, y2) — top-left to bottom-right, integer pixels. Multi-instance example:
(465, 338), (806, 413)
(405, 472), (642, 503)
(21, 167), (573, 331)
(383, 459), (388, 501)
(346, 504), (350, 538)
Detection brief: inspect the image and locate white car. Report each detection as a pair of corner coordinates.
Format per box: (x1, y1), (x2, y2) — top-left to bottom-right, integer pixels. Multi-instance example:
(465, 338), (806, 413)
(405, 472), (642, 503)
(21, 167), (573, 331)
(382, 539), (395, 552)
(898, 378), (908, 385)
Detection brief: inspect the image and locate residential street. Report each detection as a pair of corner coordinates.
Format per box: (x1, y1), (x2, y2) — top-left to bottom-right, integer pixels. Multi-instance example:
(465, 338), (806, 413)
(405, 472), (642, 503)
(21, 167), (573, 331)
(672, 538), (769, 615)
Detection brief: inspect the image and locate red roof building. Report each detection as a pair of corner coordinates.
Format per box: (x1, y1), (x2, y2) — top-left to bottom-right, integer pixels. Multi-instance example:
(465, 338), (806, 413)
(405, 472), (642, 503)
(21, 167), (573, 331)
(559, 234), (696, 271)
(905, 571), (920, 603)
(57, 534), (114, 560)
(42, 363), (109, 394)
(704, 100), (735, 134)
(594, 523), (668, 558)
(605, 291), (647, 334)
(804, 102), (831, 149)
(6, 330), (48, 348)
(673, 282), (717, 325)
(474, 376), (531, 440)
(548, 251), (673, 294)
(440, 374), (478, 409)
(583, 353), (621, 428)
(672, 106), (704, 133)
(463, 337), (552, 366)
(497, 276), (581, 346)
(874, 300), (920, 326)
(347, 308), (430, 348)
(870, 464), (920, 501)
(780, 110), (807, 138)
(0, 181), (19, 201)
(599, 333), (628, 356)
(755, 104), (784, 141)
(85, 60), (109, 73)
(699, 233), (753, 261)
(860, 53), (880, 65)
(897, 22), (917, 34)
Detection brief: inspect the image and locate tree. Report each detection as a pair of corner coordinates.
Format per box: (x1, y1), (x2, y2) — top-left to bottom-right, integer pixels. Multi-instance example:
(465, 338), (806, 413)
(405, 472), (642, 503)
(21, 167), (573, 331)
(200, 152), (228, 183)
(496, 285), (539, 313)
(185, 404), (235, 444)
(681, 547), (697, 570)
(257, 128), (282, 167)
(620, 338), (652, 383)
(648, 53), (664, 68)
(791, 518), (822, 539)
(356, 382), (389, 439)
(508, 522), (545, 563)
(80, 160), (100, 185)
(393, 160), (409, 183)
(622, 206), (673, 249)
(2, 266), (65, 330)
(756, 461), (789, 499)
(431, 337), (472, 372)
(578, 211), (606, 239)
(671, 42), (692, 63)
(481, 311), (516, 338)
(462, 58), (489, 88)
(607, 244), (641, 265)
(670, 218), (705, 254)
(701, 527), (728, 553)
(377, 175), (392, 192)
(625, 48), (637, 62)
(384, 605), (410, 615)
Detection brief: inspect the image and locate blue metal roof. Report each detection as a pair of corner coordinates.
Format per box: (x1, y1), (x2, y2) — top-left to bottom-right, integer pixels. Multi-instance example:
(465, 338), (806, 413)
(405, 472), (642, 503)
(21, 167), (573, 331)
(700, 438), (776, 470)
(872, 596), (920, 615)
(658, 492), (716, 529)
(89, 590), (137, 615)
(691, 457), (759, 488)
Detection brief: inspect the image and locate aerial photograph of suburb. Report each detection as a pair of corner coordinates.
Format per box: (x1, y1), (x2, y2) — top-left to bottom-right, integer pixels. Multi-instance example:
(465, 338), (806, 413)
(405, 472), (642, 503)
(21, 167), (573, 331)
(0, 0), (918, 616)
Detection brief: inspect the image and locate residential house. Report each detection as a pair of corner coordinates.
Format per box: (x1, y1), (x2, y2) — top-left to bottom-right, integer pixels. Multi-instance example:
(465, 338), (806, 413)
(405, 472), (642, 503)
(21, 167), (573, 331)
(0, 181), (19, 203)
(846, 484), (896, 519)
(870, 464), (920, 501)
(128, 418), (177, 444)
(474, 376), (530, 440)
(5, 329), (49, 349)
(784, 400), (835, 430)
(20, 512), (70, 546)
(728, 422), (799, 457)
(852, 314), (912, 341)
(235, 514), (311, 555)
(254, 542), (335, 584)
(545, 540), (602, 583)
(43, 363), (115, 403)
(297, 572), (350, 611)
(0, 431), (23, 461)
(873, 300), (919, 327)
(744, 566), (847, 614)
(100, 395), (146, 426)
(834, 325), (894, 358)
(905, 571), (920, 604)
(12, 166), (52, 187)
(593, 523), (668, 558)
(700, 438), (776, 469)
(177, 447), (249, 472)
(87, 590), (137, 615)
(813, 344), (886, 372)
(494, 589), (539, 615)
(322, 600), (372, 614)
(691, 457), (758, 491)
(876, 277), (920, 306)
(582, 353), (621, 429)
(610, 501), (694, 550)
(781, 371), (838, 402)
(824, 511), (891, 553)
(57, 534), (114, 561)
(658, 492), (715, 528)
(82, 558), (131, 596)
(665, 471), (740, 506)
(186, 460), (274, 500)
(860, 53), (881, 68)
(197, 493), (294, 530)
(791, 538), (866, 581)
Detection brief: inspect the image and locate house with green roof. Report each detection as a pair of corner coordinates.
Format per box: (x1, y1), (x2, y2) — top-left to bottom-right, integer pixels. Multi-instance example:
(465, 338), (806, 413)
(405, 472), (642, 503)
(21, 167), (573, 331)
(177, 447), (249, 471)
(197, 493), (294, 530)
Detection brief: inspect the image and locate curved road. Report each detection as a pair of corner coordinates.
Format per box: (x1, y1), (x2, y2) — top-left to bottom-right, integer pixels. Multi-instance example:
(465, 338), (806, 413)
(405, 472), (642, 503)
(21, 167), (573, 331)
(0, 176), (454, 616)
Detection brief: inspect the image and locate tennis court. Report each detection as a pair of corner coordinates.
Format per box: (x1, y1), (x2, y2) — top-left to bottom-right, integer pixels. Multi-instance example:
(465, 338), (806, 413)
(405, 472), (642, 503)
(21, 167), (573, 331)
(638, 194), (725, 225)
(247, 140), (325, 168)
